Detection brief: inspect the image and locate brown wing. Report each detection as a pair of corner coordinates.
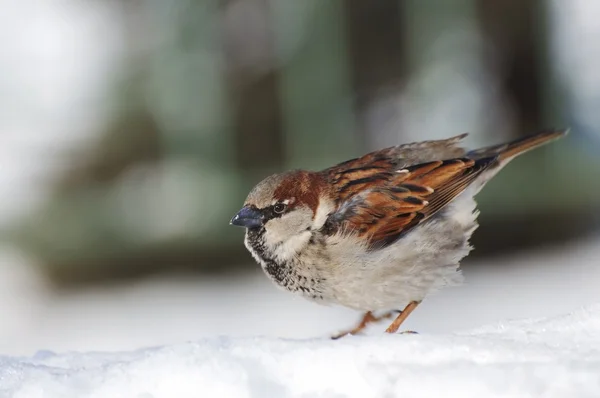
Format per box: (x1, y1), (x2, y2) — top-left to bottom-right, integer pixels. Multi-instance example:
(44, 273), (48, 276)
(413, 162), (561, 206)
(322, 134), (469, 203)
(323, 156), (497, 249)
(321, 129), (567, 249)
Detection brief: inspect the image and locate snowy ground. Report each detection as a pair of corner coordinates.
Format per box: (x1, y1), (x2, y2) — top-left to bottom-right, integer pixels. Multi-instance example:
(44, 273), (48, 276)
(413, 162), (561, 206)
(0, 236), (600, 397)
(1, 305), (600, 397)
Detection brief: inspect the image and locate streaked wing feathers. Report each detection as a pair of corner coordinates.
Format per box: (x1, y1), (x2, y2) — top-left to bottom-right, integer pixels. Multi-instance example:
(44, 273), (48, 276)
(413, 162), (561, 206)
(323, 134), (469, 203)
(324, 156), (496, 249)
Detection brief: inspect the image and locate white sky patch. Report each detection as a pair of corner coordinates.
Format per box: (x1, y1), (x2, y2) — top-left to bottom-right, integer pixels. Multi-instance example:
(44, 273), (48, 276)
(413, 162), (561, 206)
(0, 0), (124, 225)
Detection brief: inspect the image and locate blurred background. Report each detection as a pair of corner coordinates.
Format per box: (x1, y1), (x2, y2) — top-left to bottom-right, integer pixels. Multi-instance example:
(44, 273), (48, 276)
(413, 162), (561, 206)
(1, 0), (599, 356)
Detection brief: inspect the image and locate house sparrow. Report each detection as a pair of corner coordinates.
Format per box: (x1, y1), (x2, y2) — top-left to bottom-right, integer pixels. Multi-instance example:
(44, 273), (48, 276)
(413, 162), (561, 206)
(230, 129), (568, 338)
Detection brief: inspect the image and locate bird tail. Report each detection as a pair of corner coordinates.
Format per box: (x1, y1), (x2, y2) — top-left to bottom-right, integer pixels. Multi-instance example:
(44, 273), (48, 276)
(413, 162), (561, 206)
(467, 129), (569, 163)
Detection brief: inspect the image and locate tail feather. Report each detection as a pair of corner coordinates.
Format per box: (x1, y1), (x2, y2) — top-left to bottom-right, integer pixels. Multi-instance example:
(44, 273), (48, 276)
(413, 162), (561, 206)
(467, 129), (569, 163)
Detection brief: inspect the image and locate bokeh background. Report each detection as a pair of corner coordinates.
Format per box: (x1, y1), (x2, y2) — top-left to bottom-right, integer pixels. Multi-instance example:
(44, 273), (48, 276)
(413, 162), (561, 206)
(1, 0), (599, 356)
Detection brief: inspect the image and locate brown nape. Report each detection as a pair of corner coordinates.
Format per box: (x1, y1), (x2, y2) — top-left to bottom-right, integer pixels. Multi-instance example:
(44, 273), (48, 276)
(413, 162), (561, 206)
(273, 171), (326, 214)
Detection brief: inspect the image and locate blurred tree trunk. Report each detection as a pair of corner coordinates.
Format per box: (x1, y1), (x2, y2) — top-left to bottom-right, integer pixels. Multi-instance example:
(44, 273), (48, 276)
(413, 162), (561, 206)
(343, 0), (407, 145)
(221, 0), (285, 172)
(467, 0), (594, 261)
(475, 0), (544, 138)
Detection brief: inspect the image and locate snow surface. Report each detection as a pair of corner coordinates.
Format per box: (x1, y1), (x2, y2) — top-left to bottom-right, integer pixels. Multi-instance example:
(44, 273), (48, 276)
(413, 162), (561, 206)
(3, 234), (600, 397)
(1, 236), (600, 398)
(1, 304), (600, 398)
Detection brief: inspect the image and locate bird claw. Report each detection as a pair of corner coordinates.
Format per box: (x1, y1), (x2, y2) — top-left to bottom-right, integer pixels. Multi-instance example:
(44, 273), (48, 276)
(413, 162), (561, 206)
(332, 329), (419, 339)
(331, 310), (401, 340)
(330, 331), (353, 340)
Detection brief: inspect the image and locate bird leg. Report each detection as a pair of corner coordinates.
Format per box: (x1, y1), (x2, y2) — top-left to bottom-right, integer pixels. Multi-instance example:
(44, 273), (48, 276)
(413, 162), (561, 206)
(331, 310), (398, 339)
(385, 300), (420, 334)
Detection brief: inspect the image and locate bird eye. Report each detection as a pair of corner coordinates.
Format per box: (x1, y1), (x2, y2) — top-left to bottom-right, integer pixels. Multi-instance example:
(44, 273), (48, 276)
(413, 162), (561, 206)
(273, 203), (287, 214)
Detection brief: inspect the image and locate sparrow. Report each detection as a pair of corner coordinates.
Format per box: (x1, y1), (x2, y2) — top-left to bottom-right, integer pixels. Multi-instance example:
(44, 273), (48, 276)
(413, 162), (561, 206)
(230, 129), (568, 338)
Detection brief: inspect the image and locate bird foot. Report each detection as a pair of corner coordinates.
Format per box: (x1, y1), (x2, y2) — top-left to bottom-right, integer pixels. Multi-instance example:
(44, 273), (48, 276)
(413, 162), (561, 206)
(331, 310), (400, 340)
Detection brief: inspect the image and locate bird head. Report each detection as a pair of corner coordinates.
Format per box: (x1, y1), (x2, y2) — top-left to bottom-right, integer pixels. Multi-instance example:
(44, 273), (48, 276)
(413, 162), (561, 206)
(230, 171), (332, 248)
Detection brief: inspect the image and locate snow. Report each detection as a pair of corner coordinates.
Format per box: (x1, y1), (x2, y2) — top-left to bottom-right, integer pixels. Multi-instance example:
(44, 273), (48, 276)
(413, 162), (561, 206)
(1, 237), (600, 397)
(1, 304), (600, 398)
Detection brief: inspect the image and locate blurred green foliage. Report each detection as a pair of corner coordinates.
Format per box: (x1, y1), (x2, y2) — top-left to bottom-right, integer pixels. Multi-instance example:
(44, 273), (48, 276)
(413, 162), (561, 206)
(6, 0), (599, 285)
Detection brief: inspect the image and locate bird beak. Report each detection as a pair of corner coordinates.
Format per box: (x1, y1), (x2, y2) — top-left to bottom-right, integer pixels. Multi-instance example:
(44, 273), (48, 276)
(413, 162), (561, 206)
(230, 206), (263, 229)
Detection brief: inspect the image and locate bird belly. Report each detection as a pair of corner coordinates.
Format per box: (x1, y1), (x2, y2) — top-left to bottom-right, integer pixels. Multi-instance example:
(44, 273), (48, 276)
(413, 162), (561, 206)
(323, 191), (479, 311)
